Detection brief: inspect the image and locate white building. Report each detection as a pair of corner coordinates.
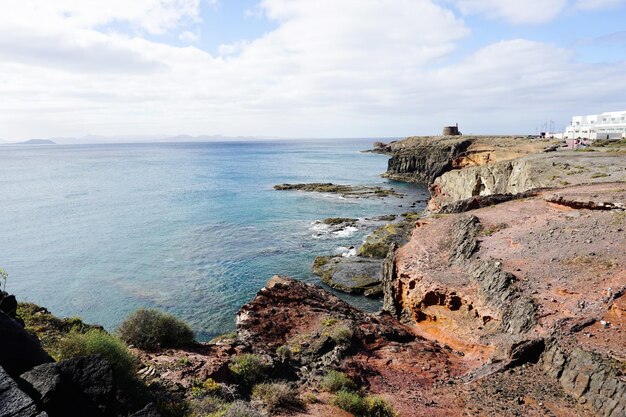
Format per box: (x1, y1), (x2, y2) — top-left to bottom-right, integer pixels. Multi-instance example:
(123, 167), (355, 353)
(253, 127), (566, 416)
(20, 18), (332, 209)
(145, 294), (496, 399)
(564, 110), (626, 140)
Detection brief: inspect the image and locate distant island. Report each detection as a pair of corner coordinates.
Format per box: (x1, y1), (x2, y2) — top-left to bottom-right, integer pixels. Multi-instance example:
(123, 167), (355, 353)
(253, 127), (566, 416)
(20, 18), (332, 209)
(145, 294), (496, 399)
(13, 139), (56, 145)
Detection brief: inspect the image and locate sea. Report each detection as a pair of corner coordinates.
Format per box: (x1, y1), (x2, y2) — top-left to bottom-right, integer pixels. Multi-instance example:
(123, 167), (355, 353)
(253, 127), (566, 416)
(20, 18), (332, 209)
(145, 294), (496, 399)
(0, 139), (427, 340)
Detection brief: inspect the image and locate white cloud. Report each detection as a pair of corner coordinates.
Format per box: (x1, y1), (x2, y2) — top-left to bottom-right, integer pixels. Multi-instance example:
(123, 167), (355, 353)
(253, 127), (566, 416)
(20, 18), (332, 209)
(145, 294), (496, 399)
(451, 0), (568, 24)
(0, 0), (625, 139)
(218, 40), (249, 56)
(179, 30), (200, 43)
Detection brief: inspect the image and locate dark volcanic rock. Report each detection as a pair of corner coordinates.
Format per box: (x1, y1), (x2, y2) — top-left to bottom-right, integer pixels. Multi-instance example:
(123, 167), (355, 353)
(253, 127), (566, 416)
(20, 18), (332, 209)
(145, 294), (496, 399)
(0, 310), (53, 377)
(383, 137), (472, 183)
(18, 364), (61, 409)
(20, 356), (115, 417)
(0, 291), (18, 319)
(0, 366), (46, 417)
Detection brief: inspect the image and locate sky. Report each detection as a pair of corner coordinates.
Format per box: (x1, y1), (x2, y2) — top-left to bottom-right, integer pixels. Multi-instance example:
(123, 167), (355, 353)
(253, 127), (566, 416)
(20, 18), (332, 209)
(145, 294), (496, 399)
(0, 0), (625, 141)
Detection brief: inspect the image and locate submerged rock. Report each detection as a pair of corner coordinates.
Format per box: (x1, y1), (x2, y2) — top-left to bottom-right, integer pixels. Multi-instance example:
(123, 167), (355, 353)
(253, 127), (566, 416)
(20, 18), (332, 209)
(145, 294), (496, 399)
(356, 219), (414, 259)
(312, 256), (382, 295)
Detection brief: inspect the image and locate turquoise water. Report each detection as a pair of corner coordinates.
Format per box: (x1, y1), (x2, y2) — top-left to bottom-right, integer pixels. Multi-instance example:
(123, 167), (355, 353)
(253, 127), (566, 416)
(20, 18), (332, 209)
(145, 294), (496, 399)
(0, 139), (427, 340)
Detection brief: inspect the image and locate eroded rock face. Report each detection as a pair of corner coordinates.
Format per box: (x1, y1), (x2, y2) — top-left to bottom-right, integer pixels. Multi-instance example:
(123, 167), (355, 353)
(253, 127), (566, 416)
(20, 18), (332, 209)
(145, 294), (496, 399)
(429, 152), (626, 212)
(383, 137), (473, 183)
(385, 183), (626, 416)
(379, 135), (555, 184)
(541, 342), (626, 417)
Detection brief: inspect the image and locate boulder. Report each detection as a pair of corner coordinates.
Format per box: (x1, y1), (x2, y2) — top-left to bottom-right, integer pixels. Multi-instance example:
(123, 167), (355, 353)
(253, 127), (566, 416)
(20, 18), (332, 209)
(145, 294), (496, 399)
(0, 366), (46, 417)
(312, 256), (382, 295)
(19, 356), (115, 417)
(0, 310), (53, 377)
(0, 291), (18, 318)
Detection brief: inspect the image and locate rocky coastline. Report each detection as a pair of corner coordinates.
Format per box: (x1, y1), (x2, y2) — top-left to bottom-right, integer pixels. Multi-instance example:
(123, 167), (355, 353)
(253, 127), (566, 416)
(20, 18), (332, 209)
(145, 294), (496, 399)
(2, 136), (624, 417)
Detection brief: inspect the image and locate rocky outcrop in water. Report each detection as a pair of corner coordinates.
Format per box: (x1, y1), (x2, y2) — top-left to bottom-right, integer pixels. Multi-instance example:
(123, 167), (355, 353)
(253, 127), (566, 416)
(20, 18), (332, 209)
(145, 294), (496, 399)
(273, 183), (402, 198)
(312, 255), (383, 296)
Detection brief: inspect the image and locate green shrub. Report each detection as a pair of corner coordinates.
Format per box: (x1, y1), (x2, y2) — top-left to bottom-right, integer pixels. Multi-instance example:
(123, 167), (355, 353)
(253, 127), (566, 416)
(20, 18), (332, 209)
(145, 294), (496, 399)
(210, 332), (238, 344)
(189, 395), (228, 417)
(275, 345), (291, 362)
(332, 390), (365, 415)
(363, 395), (396, 417)
(56, 329), (137, 383)
(331, 392), (396, 417)
(329, 325), (353, 345)
(322, 317), (338, 327)
(302, 393), (318, 404)
(252, 382), (302, 413)
(17, 303), (100, 352)
(157, 400), (190, 417)
(117, 308), (194, 350)
(228, 354), (269, 387)
(223, 401), (262, 417)
(321, 370), (356, 393)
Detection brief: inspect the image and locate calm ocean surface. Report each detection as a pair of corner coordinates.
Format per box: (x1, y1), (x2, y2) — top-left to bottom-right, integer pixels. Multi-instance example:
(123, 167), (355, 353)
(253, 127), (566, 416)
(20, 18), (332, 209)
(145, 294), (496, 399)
(0, 139), (427, 340)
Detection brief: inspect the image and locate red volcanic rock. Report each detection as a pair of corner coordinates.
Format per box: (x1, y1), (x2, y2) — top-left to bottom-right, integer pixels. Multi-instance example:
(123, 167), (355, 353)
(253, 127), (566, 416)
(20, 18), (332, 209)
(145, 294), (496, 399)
(385, 183), (625, 417)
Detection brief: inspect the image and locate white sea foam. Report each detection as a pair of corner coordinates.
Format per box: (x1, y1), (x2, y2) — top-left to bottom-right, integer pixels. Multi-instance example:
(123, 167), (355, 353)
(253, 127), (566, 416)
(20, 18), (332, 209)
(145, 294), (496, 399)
(335, 247), (357, 257)
(332, 225), (359, 238)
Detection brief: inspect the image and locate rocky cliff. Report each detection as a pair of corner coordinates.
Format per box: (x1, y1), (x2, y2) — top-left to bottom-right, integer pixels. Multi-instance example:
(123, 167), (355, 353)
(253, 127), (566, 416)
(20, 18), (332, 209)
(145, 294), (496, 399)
(378, 135), (554, 184)
(429, 151), (626, 212)
(383, 183), (626, 417)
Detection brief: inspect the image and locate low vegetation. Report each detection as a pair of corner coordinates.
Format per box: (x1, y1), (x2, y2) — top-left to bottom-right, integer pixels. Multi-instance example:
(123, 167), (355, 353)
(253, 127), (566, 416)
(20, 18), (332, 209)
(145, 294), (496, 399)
(321, 370), (357, 393)
(223, 401), (262, 417)
(228, 354), (270, 387)
(591, 172), (609, 178)
(480, 222), (509, 236)
(56, 329), (137, 383)
(188, 395), (228, 417)
(117, 308), (195, 350)
(17, 302), (100, 351)
(332, 390), (365, 415)
(332, 391), (396, 417)
(328, 324), (353, 345)
(252, 382), (302, 413)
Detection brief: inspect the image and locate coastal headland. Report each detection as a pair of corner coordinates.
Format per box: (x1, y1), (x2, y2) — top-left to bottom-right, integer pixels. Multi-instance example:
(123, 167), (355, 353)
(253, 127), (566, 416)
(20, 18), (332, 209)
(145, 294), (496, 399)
(1, 136), (624, 417)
